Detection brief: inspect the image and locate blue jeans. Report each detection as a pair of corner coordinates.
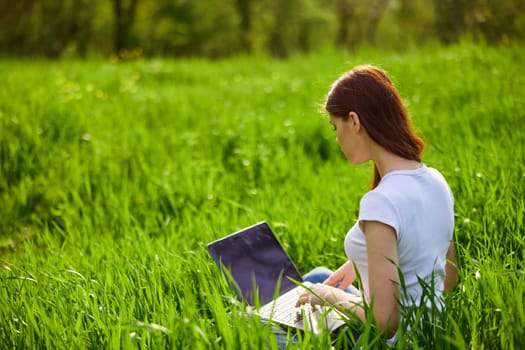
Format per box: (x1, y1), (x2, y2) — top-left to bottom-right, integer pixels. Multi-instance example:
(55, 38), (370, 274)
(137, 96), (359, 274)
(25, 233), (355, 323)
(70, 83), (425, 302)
(268, 266), (361, 348)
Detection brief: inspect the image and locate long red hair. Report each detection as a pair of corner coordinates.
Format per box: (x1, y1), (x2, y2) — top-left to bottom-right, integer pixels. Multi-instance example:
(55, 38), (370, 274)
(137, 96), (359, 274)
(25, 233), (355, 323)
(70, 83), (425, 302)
(325, 65), (424, 189)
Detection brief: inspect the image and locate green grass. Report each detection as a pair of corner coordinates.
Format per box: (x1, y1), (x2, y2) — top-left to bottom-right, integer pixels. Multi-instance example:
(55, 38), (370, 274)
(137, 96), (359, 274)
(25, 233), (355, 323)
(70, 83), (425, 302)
(1, 43), (524, 349)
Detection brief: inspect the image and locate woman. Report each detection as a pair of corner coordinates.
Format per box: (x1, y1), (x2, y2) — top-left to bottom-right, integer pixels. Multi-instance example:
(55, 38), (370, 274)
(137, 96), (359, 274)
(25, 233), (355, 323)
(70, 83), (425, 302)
(296, 65), (459, 344)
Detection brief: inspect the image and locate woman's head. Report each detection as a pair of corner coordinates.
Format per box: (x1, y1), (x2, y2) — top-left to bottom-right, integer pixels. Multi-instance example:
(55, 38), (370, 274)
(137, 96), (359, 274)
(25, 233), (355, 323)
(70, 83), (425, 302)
(325, 65), (425, 188)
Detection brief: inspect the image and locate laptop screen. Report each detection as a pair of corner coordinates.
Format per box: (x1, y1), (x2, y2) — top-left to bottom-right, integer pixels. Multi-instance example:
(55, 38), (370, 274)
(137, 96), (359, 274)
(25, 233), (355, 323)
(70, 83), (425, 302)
(207, 222), (303, 306)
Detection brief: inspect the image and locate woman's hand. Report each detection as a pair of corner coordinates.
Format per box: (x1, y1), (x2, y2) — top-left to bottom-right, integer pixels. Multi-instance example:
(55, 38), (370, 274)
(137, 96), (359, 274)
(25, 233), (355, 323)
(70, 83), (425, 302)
(295, 283), (350, 307)
(295, 261), (359, 308)
(323, 260), (356, 290)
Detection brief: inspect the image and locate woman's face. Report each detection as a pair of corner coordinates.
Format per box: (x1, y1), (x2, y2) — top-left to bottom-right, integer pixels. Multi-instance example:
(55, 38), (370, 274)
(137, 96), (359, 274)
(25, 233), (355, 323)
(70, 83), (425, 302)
(330, 113), (369, 164)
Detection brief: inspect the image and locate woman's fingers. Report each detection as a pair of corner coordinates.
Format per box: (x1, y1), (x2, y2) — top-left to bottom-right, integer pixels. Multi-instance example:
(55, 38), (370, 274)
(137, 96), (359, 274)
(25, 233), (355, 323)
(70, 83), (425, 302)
(296, 285), (322, 307)
(323, 272), (342, 286)
(324, 261), (356, 289)
(295, 291), (312, 307)
(324, 273), (351, 290)
(338, 276), (352, 290)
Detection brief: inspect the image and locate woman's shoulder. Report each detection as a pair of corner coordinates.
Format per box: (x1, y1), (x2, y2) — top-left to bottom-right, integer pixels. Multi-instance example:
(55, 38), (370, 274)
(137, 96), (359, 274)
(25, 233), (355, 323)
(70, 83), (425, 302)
(379, 165), (450, 190)
(371, 165), (453, 207)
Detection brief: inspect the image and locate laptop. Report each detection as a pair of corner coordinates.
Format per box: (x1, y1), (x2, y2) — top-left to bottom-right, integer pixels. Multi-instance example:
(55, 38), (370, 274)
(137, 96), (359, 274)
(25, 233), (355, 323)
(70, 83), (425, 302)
(206, 221), (355, 334)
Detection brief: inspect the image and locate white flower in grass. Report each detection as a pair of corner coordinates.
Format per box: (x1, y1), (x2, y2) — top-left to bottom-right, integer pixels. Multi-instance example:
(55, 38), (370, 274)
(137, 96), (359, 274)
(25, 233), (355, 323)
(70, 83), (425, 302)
(476, 172), (483, 178)
(130, 331), (141, 340)
(463, 218), (470, 225)
(132, 321), (170, 334)
(474, 270), (481, 280)
(12, 318), (27, 326)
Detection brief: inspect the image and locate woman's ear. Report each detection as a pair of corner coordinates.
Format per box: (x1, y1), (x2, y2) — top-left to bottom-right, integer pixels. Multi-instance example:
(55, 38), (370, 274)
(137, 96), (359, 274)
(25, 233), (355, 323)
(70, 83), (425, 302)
(348, 111), (361, 132)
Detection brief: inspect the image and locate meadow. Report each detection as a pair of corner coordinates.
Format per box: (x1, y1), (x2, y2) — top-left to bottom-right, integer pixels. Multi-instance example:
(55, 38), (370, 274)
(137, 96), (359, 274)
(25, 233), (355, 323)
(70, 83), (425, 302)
(0, 43), (524, 349)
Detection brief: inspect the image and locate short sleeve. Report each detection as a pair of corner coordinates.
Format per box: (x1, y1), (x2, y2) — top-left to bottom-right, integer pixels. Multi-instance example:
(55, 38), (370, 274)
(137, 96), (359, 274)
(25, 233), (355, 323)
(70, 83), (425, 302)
(358, 190), (401, 237)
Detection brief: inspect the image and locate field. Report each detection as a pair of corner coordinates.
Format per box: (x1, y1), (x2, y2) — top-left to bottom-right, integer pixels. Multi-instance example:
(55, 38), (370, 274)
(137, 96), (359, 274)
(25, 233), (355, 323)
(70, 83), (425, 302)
(1, 44), (524, 349)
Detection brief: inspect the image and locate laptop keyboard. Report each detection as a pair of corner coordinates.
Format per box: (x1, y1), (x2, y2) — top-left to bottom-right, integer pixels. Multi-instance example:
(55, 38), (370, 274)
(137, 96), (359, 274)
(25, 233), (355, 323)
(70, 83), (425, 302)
(258, 286), (310, 324)
(254, 283), (353, 334)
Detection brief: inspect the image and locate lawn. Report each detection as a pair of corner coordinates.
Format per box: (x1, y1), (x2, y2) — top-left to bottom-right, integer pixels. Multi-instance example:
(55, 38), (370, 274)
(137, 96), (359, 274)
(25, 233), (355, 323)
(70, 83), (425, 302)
(1, 43), (524, 349)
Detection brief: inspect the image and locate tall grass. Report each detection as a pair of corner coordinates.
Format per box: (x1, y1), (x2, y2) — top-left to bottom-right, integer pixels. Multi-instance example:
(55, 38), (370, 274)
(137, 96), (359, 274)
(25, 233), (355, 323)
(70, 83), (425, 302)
(1, 43), (524, 348)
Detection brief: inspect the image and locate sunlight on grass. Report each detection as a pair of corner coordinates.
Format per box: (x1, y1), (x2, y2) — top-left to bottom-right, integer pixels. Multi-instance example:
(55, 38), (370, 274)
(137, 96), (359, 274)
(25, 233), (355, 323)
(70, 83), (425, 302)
(0, 44), (524, 348)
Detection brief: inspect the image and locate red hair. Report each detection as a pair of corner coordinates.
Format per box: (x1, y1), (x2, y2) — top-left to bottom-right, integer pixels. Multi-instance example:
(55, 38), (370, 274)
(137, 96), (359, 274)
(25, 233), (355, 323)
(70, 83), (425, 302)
(325, 65), (424, 189)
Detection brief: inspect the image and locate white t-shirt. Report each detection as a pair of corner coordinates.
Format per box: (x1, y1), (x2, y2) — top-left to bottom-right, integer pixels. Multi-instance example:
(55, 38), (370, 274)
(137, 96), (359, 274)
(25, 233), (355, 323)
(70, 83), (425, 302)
(344, 164), (454, 307)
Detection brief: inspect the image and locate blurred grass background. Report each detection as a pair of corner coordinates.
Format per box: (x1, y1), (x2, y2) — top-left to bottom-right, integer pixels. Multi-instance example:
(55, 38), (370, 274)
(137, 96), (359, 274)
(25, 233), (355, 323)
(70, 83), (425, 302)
(1, 0), (524, 59)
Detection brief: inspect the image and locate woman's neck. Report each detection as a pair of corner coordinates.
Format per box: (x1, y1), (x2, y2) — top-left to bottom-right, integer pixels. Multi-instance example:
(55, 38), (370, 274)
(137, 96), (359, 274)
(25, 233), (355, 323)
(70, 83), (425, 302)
(372, 146), (422, 178)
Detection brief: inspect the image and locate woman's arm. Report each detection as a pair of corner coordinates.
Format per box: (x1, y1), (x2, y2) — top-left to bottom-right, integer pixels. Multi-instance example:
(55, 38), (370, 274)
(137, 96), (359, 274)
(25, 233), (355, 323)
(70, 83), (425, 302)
(444, 240), (459, 292)
(361, 220), (400, 337)
(296, 220), (400, 337)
